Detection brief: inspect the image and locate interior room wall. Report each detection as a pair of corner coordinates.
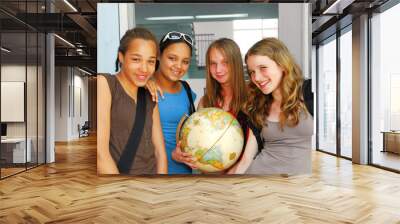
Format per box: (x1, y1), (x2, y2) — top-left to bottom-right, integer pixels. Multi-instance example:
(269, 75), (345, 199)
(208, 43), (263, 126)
(97, 3), (120, 74)
(185, 79), (206, 107)
(1, 64), (39, 139)
(71, 72), (89, 138)
(279, 3), (311, 78)
(55, 66), (69, 141)
(1, 63), (45, 164)
(55, 67), (89, 141)
(193, 21), (234, 40)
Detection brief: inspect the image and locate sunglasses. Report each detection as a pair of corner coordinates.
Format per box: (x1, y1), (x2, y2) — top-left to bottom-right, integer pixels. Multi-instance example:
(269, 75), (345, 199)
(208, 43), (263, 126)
(162, 31), (194, 47)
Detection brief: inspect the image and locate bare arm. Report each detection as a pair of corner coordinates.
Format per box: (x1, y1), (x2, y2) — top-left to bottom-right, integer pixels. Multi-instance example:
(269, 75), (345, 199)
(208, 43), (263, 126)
(227, 129), (258, 174)
(145, 78), (164, 102)
(197, 96), (204, 110)
(152, 105), (168, 174)
(97, 75), (119, 174)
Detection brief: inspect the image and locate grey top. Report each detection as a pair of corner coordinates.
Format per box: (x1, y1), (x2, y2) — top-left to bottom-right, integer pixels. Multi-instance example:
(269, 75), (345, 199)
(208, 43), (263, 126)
(246, 112), (313, 175)
(102, 74), (157, 174)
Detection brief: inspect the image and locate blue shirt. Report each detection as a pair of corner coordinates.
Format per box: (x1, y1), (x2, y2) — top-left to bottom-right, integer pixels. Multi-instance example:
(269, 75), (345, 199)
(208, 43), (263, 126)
(158, 83), (196, 174)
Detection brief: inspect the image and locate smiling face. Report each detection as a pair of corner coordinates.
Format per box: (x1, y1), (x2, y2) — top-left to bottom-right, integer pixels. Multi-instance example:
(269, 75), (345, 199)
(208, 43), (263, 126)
(159, 42), (191, 82)
(118, 38), (157, 87)
(246, 54), (284, 95)
(209, 47), (230, 85)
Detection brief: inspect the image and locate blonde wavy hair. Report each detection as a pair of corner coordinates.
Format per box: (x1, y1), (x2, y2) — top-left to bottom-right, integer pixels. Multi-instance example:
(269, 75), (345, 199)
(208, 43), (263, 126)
(244, 37), (307, 129)
(202, 38), (247, 115)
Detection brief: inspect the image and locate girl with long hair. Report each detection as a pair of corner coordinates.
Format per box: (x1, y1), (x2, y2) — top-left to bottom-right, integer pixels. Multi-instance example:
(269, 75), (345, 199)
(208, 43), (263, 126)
(198, 38), (247, 115)
(177, 38), (250, 173)
(230, 37), (313, 175)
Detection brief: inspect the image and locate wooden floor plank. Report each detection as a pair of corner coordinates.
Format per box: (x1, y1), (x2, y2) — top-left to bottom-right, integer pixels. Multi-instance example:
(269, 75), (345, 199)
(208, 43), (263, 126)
(0, 135), (400, 223)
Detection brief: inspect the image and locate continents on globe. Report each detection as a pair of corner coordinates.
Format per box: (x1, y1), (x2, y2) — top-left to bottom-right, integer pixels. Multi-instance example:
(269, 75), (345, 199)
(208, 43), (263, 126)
(177, 108), (244, 173)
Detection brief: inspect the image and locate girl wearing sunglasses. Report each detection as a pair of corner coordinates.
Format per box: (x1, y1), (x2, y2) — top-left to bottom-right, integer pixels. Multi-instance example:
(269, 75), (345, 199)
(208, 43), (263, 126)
(97, 28), (168, 175)
(153, 31), (198, 174)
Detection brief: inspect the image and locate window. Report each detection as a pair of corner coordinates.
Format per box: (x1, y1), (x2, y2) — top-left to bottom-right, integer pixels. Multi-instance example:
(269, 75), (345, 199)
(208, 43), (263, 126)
(0, 1), (47, 179)
(317, 36), (337, 155)
(390, 74), (400, 130)
(371, 3), (400, 171)
(233, 19), (278, 57)
(339, 27), (352, 158)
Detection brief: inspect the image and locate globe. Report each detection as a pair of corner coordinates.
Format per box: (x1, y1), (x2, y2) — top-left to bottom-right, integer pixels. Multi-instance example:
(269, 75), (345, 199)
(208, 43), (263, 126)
(178, 108), (244, 173)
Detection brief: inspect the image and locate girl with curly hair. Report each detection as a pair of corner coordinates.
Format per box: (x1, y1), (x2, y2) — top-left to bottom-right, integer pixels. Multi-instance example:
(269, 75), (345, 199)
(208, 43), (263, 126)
(230, 38), (313, 175)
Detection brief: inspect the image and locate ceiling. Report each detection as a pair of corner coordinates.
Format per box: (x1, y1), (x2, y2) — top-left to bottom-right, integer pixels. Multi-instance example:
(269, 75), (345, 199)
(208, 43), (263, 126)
(0, 0), (393, 74)
(0, 0), (98, 72)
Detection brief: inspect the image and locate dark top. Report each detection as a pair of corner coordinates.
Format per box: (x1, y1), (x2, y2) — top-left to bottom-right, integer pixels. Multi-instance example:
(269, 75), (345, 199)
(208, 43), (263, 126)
(102, 74), (157, 174)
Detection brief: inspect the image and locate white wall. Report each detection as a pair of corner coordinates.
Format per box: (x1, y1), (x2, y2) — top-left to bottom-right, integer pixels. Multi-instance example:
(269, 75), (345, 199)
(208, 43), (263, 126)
(1, 65), (24, 124)
(0, 65), (26, 81)
(1, 63), (45, 163)
(72, 73), (89, 138)
(193, 21), (234, 40)
(1, 65), (33, 138)
(97, 3), (136, 74)
(55, 67), (69, 141)
(185, 78), (206, 107)
(279, 3), (311, 78)
(97, 3), (120, 74)
(55, 67), (89, 141)
(1, 82), (25, 122)
(1, 65), (26, 140)
(119, 3), (135, 36)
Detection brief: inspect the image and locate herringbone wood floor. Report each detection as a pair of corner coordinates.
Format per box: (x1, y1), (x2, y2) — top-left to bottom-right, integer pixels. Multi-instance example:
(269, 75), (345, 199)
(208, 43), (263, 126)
(1, 135), (400, 223)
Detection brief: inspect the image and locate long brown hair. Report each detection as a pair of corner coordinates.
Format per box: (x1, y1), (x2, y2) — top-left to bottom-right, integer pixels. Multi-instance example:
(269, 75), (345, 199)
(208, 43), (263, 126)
(244, 37), (307, 129)
(202, 38), (247, 115)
